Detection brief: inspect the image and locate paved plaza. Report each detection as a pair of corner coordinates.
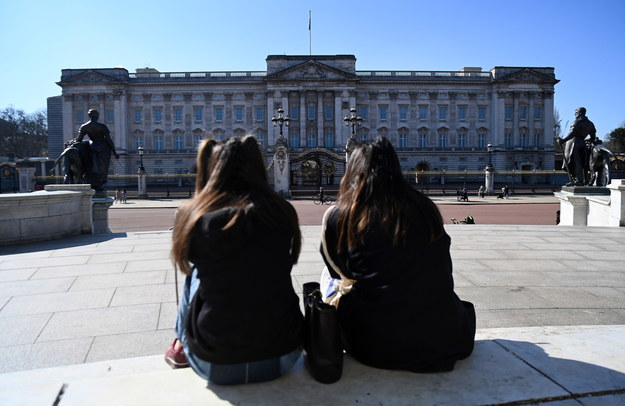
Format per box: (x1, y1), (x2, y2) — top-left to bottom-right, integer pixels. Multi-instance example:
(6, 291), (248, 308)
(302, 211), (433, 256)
(0, 200), (624, 404)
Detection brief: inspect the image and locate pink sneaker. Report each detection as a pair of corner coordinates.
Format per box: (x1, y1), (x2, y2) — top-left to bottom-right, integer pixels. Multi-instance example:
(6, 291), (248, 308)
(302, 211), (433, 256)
(165, 339), (189, 369)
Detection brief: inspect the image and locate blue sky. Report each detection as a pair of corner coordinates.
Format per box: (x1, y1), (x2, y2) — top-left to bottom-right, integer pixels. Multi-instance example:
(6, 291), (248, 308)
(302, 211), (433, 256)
(1, 0), (623, 139)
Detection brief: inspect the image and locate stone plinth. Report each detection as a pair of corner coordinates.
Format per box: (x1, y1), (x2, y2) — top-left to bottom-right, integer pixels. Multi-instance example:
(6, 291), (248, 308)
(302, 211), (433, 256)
(45, 184), (94, 234)
(18, 167), (36, 193)
(138, 172), (148, 199)
(555, 180), (625, 226)
(92, 197), (114, 234)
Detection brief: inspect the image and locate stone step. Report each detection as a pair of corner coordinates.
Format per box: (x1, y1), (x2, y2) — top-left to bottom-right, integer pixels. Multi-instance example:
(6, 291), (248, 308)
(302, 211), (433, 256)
(2, 325), (624, 406)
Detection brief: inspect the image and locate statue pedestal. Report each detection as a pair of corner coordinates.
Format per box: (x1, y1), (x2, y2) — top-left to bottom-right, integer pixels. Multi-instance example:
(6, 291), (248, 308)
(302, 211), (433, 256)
(555, 180), (625, 227)
(138, 172), (148, 199)
(485, 166), (494, 195)
(92, 197), (114, 234)
(45, 184), (94, 234)
(18, 167), (36, 193)
(273, 146), (290, 197)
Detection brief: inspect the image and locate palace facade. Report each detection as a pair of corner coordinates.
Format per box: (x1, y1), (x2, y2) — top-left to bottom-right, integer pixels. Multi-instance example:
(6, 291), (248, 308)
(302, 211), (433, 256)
(48, 54), (558, 190)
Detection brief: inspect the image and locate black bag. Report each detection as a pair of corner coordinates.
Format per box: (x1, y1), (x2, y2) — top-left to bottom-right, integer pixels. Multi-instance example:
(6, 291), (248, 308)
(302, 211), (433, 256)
(303, 282), (343, 384)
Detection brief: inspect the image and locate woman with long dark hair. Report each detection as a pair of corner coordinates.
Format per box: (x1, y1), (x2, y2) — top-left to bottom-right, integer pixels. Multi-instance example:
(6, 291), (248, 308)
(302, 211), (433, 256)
(166, 136), (304, 384)
(321, 137), (475, 372)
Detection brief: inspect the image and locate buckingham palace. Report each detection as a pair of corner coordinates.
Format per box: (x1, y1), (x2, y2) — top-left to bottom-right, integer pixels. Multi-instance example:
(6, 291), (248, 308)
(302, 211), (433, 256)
(47, 54), (558, 193)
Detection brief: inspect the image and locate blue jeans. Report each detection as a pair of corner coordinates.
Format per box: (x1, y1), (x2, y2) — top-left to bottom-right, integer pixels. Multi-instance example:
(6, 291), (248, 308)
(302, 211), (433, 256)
(175, 269), (302, 385)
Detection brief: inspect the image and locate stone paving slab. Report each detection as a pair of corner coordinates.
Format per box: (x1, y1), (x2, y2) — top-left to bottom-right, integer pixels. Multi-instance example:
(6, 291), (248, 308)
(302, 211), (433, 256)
(0, 224), (624, 377)
(1, 326), (623, 406)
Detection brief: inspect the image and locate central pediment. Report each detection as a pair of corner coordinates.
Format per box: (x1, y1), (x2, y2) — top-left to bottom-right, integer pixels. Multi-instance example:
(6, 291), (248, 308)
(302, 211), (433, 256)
(265, 60), (358, 82)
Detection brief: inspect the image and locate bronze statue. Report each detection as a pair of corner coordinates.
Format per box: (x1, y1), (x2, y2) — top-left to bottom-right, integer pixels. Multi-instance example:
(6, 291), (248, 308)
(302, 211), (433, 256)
(52, 138), (91, 184)
(76, 109), (119, 193)
(558, 107), (597, 186)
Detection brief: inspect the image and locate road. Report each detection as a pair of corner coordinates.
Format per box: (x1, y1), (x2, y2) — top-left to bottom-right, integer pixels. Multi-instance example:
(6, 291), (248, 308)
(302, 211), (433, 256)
(108, 197), (560, 232)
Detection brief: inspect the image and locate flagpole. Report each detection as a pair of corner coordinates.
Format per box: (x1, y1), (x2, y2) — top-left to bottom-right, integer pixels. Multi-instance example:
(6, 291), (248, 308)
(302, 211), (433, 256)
(309, 10), (312, 55)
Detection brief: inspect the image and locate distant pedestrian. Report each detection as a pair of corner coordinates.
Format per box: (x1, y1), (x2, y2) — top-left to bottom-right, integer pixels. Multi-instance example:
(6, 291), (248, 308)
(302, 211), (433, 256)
(115, 188), (121, 203)
(478, 185), (485, 198)
(121, 188), (127, 204)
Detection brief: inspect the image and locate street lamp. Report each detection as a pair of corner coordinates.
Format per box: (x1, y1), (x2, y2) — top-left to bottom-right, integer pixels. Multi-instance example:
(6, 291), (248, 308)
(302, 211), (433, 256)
(344, 107), (363, 160)
(271, 107), (290, 142)
(485, 143), (495, 195)
(138, 146), (145, 173)
(344, 107), (363, 138)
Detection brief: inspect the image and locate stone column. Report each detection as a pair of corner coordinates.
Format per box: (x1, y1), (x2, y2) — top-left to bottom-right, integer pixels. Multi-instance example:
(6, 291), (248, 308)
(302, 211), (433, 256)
(273, 144), (289, 197)
(92, 197), (114, 234)
(18, 167), (36, 193)
(485, 164), (495, 195)
(137, 170), (148, 199)
(608, 179), (625, 227)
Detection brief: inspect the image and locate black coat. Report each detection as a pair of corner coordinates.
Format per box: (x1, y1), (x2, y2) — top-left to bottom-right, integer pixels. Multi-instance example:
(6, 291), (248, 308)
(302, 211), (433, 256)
(185, 205), (304, 364)
(321, 206), (475, 372)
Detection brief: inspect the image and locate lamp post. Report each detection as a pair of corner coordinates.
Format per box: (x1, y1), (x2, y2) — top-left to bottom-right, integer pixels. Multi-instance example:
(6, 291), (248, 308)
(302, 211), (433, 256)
(271, 107), (290, 196)
(137, 145), (148, 199)
(138, 146), (145, 173)
(271, 107), (290, 144)
(485, 143), (495, 195)
(344, 107), (363, 161)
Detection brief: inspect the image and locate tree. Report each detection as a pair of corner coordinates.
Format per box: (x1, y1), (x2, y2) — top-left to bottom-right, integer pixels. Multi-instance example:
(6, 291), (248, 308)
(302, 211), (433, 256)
(0, 107), (48, 159)
(605, 122), (625, 153)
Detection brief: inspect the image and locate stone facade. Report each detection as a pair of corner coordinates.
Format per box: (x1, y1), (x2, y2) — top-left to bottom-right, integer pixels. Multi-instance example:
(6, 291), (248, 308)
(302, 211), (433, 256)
(49, 55), (558, 189)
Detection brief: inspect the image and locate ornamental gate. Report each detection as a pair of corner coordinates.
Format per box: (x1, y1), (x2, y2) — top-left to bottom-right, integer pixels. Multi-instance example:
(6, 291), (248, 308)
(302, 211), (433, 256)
(289, 148), (345, 190)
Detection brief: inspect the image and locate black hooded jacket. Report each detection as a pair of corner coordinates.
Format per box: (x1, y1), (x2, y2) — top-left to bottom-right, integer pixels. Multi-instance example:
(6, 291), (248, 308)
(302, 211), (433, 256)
(185, 205), (304, 364)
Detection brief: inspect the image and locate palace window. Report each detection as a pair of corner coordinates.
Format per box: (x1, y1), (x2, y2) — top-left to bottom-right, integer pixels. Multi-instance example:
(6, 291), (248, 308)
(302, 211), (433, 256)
(106, 109), (114, 123)
(533, 130), (542, 147)
(520, 106), (527, 120)
(478, 107), (486, 121)
(214, 107), (223, 122)
(458, 133), (466, 148)
(256, 107), (264, 121)
(478, 133), (486, 148)
(325, 133), (334, 148)
(519, 131), (527, 147)
(439, 106), (447, 121)
(399, 106), (408, 120)
(534, 106), (542, 120)
(290, 106), (299, 120)
(358, 106), (367, 120)
(256, 133), (265, 145)
(155, 136), (163, 151)
(290, 134), (299, 148)
(379, 106), (388, 120)
(458, 106), (466, 121)
(419, 133), (428, 148)
(325, 106), (333, 120)
(194, 107), (202, 122)
(308, 105), (316, 120)
(505, 105), (513, 120)
(419, 106), (428, 120)
(134, 109), (142, 123)
(175, 135), (184, 150)
(154, 108), (162, 123)
(235, 107), (243, 121)
(173, 107), (182, 122)
(195, 135), (202, 148)
(438, 132), (447, 148)
(505, 131), (513, 148)
(399, 132), (408, 148)
(308, 132), (317, 147)
(135, 136), (142, 150)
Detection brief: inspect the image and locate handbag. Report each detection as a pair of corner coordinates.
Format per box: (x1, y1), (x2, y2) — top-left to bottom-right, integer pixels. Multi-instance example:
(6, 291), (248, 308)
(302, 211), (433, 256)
(303, 282), (343, 384)
(320, 206), (356, 307)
